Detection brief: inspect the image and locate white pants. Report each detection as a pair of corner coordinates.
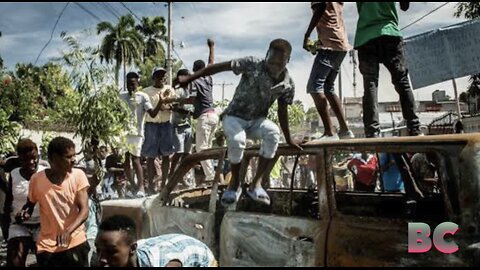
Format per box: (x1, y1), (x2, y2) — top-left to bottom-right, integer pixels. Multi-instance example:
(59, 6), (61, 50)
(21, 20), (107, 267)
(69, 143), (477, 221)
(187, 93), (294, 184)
(195, 112), (219, 181)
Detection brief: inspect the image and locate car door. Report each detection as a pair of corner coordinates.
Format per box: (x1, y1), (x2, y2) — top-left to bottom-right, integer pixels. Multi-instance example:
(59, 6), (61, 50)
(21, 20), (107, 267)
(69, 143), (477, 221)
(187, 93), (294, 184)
(325, 146), (467, 267)
(144, 149), (227, 258)
(219, 148), (329, 266)
(101, 149), (225, 258)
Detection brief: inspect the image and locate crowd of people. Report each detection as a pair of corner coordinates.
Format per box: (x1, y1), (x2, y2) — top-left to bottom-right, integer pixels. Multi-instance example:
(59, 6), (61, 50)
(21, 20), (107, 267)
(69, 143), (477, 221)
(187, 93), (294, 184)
(331, 151), (440, 194)
(0, 2), (442, 267)
(0, 138), (217, 267)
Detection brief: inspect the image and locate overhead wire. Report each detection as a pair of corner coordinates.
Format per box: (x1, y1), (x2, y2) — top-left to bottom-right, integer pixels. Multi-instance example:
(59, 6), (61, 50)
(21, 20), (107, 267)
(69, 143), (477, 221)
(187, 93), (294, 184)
(35, 2), (70, 65)
(74, 2), (103, 23)
(120, 2), (142, 22)
(98, 2), (120, 20)
(400, 2), (451, 31)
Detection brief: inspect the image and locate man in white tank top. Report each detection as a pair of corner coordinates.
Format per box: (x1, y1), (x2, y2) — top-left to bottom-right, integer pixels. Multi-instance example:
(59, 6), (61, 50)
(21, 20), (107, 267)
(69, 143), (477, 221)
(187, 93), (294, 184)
(4, 139), (47, 267)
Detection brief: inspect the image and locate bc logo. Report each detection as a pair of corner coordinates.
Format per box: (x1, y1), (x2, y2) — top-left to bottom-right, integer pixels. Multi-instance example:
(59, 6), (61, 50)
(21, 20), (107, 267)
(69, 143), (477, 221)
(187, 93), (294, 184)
(408, 222), (459, 254)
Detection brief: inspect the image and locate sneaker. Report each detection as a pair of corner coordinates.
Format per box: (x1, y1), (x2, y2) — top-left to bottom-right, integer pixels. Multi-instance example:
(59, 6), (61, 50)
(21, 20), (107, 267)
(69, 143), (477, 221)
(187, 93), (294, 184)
(126, 190), (136, 198)
(318, 134), (339, 141)
(338, 130), (355, 139)
(409, 128), (424, 136)
(410, 131), (425, 136)
(366, 132), (380, 138)
(136, 190), (146, 198)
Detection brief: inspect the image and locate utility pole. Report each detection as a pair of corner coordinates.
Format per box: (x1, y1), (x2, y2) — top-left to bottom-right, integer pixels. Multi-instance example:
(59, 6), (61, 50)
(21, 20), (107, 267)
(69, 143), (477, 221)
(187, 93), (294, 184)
(338, 67), (343, 103)
(214, 81), (233, 110)
(166, 2), (173, 86)
(339, 66), (346, 118)
(349, 50), (357, 98)
(452, 78), (462, 120)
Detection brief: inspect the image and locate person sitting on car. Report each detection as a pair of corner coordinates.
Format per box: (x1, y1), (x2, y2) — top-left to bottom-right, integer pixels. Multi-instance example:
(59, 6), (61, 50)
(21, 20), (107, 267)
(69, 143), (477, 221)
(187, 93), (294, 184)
(95, 215), (217, 267)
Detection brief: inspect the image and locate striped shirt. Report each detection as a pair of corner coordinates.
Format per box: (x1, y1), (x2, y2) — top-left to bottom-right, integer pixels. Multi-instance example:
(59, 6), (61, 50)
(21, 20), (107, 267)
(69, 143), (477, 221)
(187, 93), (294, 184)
(136, 234), (217, 267)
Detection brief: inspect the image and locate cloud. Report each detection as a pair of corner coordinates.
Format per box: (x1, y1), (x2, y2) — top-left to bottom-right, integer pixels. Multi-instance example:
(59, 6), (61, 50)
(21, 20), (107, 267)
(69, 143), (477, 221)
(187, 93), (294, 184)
(0, 2), (472, 109)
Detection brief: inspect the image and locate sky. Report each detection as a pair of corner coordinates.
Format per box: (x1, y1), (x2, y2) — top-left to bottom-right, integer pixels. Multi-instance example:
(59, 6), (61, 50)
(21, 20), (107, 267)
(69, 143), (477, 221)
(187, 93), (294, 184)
(0, 2), (472, 110)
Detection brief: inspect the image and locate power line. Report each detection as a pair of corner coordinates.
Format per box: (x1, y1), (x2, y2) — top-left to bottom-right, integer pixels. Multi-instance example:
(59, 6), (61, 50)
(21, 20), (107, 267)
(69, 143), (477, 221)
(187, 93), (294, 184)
(105, 2), (122, 18)
(103, 2), (122, 18)
(35, 2), (70, 65)
(172, 48), (188, 69)
(120, 2), (142, 22)
(400, 2), (450, 31)
(99, 2), (120, 19)
(74, 2), (103, 23)
(91, 3), (117, 21)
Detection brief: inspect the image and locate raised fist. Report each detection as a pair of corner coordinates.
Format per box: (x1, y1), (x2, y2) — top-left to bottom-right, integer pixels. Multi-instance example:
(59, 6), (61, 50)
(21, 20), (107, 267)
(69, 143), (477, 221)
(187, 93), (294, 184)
(207, 38), (215, 47)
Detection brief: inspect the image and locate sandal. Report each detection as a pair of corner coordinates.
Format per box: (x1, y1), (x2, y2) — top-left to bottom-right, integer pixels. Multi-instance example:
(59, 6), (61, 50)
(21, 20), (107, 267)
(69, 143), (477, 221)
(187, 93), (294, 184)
(246, 187), (271, 205)
(221, 187), (242, 206)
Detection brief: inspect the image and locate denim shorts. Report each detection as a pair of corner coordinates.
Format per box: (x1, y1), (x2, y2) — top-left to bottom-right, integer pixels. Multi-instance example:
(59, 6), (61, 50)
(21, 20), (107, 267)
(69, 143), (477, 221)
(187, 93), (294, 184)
(307, 49), (347, 95)
(141, 122), (174, 157)
(173, 124), (193, 154)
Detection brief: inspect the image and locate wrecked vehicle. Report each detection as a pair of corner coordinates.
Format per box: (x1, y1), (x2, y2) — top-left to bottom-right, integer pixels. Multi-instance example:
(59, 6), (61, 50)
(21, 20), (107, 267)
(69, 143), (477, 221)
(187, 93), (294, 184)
(101, 133), (480, 266)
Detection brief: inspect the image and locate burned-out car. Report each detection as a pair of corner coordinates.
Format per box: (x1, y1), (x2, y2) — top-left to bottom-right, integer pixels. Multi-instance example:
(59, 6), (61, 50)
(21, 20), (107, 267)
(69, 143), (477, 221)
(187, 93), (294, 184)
(101, 133), (480, 266)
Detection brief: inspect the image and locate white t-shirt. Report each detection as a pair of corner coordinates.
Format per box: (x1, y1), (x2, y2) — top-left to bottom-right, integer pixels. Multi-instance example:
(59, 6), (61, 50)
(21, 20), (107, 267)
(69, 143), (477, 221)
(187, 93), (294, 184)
(10, 165), (47, 224)
(120, 91), (154, 137)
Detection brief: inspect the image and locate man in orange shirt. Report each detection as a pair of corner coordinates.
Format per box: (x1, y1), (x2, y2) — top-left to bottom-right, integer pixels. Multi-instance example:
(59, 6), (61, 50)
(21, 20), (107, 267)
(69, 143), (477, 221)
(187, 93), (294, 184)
(18, 137), (90, 267)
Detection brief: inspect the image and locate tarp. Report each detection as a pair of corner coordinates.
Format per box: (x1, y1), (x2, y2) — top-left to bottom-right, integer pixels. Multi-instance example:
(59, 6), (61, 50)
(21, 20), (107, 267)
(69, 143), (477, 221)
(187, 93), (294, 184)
(404, 19), (480, 89)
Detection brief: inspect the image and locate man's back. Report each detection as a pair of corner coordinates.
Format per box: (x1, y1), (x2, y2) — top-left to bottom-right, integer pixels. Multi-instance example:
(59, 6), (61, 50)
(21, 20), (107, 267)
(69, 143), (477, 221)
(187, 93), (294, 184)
(191, 76), (214, 119)
(313, 2), (351, 52)
(354, 2), (401, 48)
(136, 234), (216, 267)
(379, 153), (404, 192)
(348, 155), (378, 186)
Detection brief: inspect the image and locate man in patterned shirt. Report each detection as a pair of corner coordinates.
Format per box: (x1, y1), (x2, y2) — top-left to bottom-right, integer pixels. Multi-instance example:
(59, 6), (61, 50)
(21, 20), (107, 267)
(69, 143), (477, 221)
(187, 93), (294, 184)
(95, 215), (217, 267)
(173, 39), (302, 206)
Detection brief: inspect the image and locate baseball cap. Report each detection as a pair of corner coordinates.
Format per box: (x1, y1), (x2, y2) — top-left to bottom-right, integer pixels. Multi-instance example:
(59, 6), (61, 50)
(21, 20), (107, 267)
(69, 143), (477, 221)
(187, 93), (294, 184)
(151, 67), (167, 78)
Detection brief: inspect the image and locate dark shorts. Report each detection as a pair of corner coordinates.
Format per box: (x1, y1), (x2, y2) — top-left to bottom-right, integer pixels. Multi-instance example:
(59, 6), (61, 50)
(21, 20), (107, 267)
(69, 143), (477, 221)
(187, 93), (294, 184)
(36, 241), (90, 267)
(141, 122), (174, 157)
(307, 49), (347, 94)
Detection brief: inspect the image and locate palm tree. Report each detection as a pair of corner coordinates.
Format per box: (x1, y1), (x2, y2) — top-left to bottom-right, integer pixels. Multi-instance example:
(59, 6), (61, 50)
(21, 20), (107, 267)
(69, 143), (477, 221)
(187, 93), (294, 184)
(97, 15), (143, 87)
(135, 16), (168, 62)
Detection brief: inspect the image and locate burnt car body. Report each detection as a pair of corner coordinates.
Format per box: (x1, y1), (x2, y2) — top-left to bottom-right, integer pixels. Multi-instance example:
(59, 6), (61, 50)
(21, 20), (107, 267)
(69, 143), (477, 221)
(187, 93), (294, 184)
(101, 133), (480, 266)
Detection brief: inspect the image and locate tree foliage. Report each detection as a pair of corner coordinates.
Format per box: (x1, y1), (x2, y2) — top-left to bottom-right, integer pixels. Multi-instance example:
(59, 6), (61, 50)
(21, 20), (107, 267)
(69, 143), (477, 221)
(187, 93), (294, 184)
(97, 14), (143, 85)
(0, 60), (74, 126)
(454, 2), (480, 19)
(305, 106), (319, 123)
(60, 34), (133, 179)
(268, 100), (306, 128)
(0, 108), (21, 155)
(135, 16), (167, 60)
